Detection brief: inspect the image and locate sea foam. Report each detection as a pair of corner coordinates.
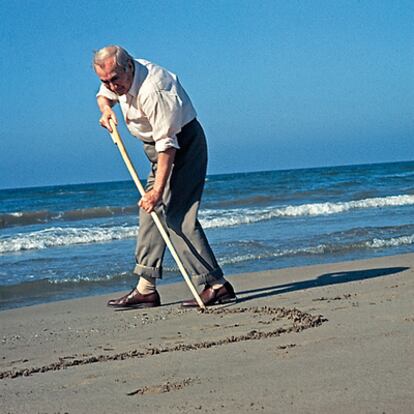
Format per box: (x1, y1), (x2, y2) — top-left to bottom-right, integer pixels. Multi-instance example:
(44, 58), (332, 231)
(1, 194), (413, 254)
(366, 235), (414, 248)
(219, 234), (414, 266)
(0, 226), (137, 253)
(201, 194), (414, 229)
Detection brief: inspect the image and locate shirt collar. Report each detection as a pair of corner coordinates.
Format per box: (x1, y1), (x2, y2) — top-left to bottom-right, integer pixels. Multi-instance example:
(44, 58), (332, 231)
(126, 60), (144, 98)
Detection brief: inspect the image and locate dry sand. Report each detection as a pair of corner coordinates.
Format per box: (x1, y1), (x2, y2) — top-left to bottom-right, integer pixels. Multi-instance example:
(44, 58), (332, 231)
(1, 253), (413, 413)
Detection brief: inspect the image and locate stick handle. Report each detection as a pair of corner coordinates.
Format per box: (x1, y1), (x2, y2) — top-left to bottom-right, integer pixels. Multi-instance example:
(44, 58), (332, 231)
(108, 120), (206, 309)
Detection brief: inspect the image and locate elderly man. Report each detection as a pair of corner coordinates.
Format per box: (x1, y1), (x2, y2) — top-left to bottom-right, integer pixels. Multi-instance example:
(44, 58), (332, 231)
(93, 45), (236, 308)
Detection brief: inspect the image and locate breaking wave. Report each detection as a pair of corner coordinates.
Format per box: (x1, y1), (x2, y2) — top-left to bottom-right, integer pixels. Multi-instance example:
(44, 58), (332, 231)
(2, 194), (413, 230)
(219, 234), (414, 266)
(0, 226), (137, 253)
(0, 206), (137, 229)
(366, 235), (414, 249)
(201, 194), (414, 229)
(1, 194), (414, 254)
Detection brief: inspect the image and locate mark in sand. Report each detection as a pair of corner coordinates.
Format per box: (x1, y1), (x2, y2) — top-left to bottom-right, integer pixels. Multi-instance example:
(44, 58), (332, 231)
(127, 377), (198, 396)
(0, 306), (327, 380)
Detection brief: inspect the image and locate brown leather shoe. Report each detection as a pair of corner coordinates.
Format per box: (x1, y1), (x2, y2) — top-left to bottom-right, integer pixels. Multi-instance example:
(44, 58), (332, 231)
(107, 288), (161, 309)
(181, 281), (237, 308)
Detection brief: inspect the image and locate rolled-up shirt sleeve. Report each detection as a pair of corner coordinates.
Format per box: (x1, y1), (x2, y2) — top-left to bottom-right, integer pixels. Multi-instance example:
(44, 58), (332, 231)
(154, 136), (180, 153)
(141, 91), (183, 152)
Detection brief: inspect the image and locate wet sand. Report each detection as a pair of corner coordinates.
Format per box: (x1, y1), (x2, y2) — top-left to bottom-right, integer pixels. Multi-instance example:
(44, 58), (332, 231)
(1, 253), (413, 413)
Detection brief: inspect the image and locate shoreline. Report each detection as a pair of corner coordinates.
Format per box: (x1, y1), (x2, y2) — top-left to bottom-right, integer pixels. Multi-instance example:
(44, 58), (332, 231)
(1, 253), (413, 412)
(2, 250), (413, 313)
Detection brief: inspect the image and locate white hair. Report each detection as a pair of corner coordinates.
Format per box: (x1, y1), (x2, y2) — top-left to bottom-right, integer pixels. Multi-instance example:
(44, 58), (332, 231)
(93, 45), (133, 71)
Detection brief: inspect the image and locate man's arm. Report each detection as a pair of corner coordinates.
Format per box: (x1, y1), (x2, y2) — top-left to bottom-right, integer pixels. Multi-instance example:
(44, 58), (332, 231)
(97, 95), (118, 132)
(139, 147), (176, 213)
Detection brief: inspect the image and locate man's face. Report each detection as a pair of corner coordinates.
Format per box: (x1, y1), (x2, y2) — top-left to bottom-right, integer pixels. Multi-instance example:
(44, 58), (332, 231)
(95, 56), (133, 96)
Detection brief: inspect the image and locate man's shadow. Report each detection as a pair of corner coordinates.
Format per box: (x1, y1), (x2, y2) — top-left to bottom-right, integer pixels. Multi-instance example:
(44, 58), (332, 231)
(116, 266), (409, 310)
(236, 266), (410, 304)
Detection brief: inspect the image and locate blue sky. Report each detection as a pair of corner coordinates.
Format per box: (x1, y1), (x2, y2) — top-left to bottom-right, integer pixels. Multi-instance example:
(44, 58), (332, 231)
(0, 0), (412, 189)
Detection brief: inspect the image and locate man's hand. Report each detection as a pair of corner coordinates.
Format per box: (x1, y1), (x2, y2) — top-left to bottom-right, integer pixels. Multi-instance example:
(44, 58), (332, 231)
(139, 189), (163, 214)
(139, 148), (176, 213)
(99, 106), (118, 133)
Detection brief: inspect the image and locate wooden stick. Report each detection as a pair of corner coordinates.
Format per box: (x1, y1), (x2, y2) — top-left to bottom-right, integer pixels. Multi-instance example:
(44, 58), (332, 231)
(108, 120), (206, 309)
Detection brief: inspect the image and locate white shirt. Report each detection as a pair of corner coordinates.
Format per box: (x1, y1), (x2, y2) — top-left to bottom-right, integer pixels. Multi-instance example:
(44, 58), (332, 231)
(97, 59), (197, 153)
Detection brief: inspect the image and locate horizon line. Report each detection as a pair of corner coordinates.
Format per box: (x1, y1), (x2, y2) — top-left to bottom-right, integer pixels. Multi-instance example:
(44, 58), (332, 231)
(1, 158), (413, 192)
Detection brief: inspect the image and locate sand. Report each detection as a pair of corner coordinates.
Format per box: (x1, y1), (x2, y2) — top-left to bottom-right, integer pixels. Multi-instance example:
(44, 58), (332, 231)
(1, 253), (413, 413)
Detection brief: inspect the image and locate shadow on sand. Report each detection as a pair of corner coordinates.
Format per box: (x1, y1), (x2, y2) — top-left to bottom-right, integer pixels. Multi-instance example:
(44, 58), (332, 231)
(236, 266), (410, 304)
(115, 266), (410, 310)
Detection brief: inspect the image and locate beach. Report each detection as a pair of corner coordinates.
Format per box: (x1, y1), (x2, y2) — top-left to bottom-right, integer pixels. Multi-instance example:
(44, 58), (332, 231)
(1, 252), (413, 413)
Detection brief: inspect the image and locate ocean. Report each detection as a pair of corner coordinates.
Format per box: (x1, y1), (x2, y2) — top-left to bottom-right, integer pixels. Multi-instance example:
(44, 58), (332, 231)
(1, 160), (413, 311)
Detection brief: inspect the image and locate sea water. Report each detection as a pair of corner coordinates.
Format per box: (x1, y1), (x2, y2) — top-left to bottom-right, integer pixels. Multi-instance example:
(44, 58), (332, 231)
(0, 161), (413, 310)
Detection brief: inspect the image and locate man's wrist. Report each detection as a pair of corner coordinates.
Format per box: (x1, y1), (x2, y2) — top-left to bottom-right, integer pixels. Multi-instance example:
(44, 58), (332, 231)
(152, 188), (163, 196)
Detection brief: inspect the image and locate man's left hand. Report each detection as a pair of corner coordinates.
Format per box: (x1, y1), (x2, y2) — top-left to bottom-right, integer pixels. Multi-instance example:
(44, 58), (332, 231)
(139, 189), (162, 213)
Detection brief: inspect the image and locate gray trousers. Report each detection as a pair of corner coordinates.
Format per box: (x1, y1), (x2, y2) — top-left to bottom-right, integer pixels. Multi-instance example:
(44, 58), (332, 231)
(133, 119), (223, 286)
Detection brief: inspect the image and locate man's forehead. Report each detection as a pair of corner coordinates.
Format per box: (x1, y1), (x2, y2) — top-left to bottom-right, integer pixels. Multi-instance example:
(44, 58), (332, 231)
(96, 57), (117, 76)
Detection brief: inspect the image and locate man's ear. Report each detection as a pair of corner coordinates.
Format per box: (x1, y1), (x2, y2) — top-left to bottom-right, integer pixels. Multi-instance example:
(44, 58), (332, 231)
(126, 60), (133, 73)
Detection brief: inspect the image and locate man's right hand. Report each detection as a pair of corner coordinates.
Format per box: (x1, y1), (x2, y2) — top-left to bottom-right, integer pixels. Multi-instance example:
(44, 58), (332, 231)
(99, 106), (118, 133)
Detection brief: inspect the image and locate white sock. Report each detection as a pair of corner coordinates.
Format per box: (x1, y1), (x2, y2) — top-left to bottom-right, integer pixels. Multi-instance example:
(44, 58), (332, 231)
(211, 277), (227, 290)
(137, 276), (156, 295)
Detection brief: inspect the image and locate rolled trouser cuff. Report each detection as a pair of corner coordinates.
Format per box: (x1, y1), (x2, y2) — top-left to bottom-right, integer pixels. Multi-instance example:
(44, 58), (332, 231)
(133, 264), (163, 279)
(191, 267), (224, 286)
